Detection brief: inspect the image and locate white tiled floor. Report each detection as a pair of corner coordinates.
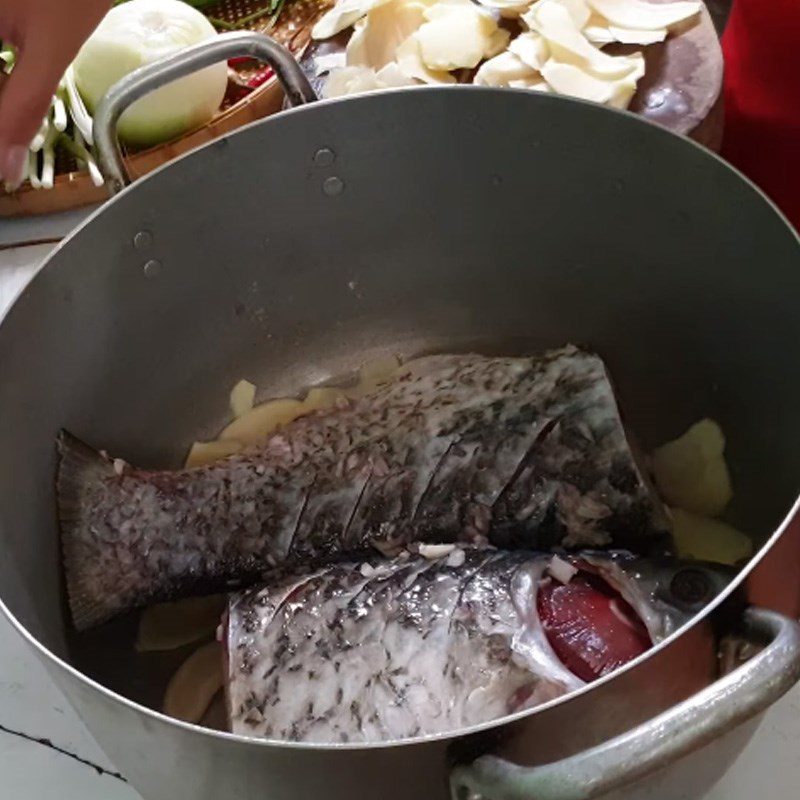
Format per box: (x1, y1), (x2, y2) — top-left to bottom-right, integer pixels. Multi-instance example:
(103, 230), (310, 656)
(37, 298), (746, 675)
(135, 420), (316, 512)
(2, 239), (800, 800)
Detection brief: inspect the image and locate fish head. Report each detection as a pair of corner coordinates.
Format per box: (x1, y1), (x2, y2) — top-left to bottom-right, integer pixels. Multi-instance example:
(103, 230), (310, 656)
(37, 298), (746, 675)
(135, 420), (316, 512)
(568, 551), (735, 643)
(531, 552), (734, 686)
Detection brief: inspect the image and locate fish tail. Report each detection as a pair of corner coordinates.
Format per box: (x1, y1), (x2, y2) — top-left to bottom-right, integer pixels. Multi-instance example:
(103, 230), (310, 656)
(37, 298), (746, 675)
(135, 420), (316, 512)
(57, 430), (119, 630)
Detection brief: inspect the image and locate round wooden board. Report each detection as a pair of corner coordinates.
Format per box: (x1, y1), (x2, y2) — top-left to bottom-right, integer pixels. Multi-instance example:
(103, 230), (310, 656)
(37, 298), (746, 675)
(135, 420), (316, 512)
(626, 0), (724, 148)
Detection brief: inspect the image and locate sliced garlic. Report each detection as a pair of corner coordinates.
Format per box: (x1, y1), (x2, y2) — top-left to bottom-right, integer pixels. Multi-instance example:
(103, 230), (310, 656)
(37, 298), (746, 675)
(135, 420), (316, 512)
(526, 1), (641, 79)
(586, 0), (701, 31)
(474, 51), (540, 87)
(185, 439), (243, 468)
(346, 0), (432, 70)
(396, 35), (457, 83)
(508, 31), (550, 71)
(229, 379), (256, 419)
(312, 0), (392, 39)
(415, 2), (509, 71)
(219, 397), (307, 443)
(163, 641), (224, 724)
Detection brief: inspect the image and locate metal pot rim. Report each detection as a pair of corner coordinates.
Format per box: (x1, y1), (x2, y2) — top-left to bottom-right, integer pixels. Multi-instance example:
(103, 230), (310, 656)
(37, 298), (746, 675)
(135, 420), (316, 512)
(2, 86), (800, 752)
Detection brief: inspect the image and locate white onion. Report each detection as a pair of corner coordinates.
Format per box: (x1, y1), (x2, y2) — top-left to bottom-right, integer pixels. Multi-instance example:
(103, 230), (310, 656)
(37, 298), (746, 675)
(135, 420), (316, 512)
(73, 0), (227, 148)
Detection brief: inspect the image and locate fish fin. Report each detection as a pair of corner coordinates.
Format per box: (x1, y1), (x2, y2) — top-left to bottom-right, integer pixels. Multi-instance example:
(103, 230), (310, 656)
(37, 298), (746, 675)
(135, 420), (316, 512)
(56, 430), (117, 630)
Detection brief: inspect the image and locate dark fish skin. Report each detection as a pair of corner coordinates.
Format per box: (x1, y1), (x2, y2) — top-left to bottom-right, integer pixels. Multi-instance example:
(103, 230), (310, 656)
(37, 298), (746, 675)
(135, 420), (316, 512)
(225, 548), (721, 744)
(57, 346), (670, 629)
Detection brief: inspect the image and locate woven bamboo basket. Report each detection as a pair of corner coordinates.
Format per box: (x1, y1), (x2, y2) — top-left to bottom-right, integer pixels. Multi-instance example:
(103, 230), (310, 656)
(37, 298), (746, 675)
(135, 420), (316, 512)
(0, 0), (332, 218)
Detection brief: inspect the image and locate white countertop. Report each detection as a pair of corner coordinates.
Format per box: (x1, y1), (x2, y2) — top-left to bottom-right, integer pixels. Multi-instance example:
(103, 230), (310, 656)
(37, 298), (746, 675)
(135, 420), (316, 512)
(2, 236), (800, 800)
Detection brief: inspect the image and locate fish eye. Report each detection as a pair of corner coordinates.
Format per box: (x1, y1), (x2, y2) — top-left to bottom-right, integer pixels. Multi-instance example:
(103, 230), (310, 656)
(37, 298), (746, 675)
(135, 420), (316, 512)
(668, 567), (713, 607)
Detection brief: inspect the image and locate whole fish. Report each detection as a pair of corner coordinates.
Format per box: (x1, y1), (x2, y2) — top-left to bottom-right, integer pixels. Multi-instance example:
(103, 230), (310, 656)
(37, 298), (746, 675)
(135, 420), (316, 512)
(58, 346), (670, 629)
(226, 548), (727, 743)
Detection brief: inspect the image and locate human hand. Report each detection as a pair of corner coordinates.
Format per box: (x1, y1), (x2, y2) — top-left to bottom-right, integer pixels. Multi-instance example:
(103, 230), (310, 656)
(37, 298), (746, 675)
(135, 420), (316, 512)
(0, 0), (109, 189)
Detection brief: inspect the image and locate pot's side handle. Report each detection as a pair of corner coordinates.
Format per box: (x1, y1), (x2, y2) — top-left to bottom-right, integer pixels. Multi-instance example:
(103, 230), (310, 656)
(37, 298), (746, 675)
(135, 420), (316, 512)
(451, 608), (800, 800)
(94, 31), (318, 196)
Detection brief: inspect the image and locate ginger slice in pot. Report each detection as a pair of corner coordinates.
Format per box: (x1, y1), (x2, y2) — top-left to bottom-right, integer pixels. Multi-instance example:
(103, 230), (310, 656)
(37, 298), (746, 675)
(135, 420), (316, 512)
(348, 354), (403, 397)
(185, 439), (243, 468)
(219, 398), (308, 444)
(670, 508), (752, 566)
(220, 357), (400, 443)
(164, 641), (225, 724)
(652, 419), (733, 517)
(303, 386), (348, 411)
(137, 595), (225, 653)
(229, 379), (256, 419)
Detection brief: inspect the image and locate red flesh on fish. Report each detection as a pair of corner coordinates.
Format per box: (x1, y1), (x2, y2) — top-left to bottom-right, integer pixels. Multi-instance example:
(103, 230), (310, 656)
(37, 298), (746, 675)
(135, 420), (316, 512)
(537, 571), (652, 683)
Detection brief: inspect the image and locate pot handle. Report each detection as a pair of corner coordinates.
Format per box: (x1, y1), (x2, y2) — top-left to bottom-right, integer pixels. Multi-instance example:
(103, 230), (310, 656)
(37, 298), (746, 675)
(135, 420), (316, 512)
(451, 607), (800, 800)
(94, 31), (318, 195)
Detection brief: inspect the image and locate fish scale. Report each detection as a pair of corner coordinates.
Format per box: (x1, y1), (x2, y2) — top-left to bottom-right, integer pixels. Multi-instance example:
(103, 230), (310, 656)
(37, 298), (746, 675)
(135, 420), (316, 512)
(57, 345), (670, 629)
(225, 549), (662, 743)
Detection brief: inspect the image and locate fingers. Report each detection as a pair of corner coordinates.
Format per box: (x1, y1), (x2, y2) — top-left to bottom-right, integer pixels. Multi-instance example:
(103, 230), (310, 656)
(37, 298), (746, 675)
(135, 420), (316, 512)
(0, 47), (63, 189)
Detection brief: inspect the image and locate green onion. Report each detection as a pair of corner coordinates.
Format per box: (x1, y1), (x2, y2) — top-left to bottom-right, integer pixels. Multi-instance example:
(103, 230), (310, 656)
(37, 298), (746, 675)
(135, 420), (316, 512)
(59, 131), (104, 187)
(64, 67), (94, 145)
(52, 93), (68, 132)
(27, 152), (41, 190)
(29, 117), (50, 153)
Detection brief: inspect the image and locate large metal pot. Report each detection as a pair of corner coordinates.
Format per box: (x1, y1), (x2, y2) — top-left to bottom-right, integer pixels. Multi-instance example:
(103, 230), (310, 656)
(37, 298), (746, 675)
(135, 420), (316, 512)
(1, 32), (799, 800)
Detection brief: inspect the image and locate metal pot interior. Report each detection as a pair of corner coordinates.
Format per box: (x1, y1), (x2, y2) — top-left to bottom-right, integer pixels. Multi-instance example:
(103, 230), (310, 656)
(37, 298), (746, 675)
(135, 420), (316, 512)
(0, 88), (799, 724)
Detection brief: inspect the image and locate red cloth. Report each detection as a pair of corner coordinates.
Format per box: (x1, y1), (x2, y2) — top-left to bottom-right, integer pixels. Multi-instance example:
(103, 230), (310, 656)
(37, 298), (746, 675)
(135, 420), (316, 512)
(721, 0), (800, 231)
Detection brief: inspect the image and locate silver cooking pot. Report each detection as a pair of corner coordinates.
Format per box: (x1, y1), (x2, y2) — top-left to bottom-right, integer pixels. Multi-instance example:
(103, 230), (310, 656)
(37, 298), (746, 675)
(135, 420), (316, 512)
(1, 32), (799, 800)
